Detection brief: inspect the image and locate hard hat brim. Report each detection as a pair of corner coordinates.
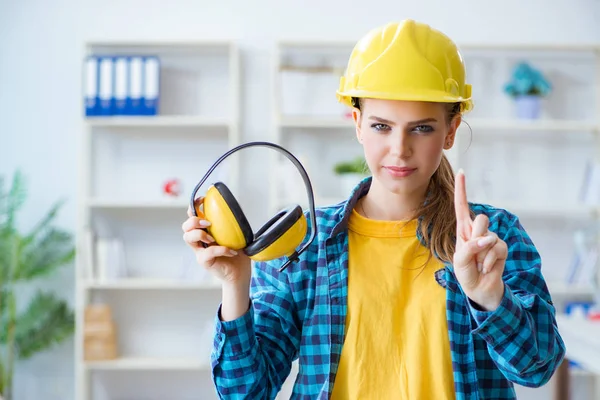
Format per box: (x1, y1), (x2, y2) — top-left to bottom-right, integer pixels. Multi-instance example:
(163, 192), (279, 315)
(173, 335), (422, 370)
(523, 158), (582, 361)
(336, 89), (473, 113)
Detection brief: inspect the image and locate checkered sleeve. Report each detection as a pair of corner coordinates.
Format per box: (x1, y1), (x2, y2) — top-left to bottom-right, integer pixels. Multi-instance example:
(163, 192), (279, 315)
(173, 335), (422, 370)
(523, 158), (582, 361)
(469, 213), (566, 388)
(210, 258), (301, 399)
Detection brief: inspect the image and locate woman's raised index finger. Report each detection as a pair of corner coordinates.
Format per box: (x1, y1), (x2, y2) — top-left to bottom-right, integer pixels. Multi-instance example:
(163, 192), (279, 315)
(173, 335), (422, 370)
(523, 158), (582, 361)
(454, 169), (472, 239)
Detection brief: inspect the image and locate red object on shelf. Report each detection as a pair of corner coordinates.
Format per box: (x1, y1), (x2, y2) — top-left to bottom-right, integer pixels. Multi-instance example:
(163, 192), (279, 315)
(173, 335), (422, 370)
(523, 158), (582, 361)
(163, 178), (182, 197)
(588, 309), (600, 321)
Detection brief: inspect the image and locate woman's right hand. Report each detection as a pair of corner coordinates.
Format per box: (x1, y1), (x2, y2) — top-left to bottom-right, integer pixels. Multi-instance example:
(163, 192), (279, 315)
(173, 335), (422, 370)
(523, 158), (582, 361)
(182, 197), (252, 286)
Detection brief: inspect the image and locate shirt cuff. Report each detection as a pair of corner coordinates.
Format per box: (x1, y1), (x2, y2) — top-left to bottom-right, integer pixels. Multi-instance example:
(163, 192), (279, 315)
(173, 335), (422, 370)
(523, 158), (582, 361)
(469, 284), (524, 345)
(468, 296), (496, 324)
(212, 301), (257, 362)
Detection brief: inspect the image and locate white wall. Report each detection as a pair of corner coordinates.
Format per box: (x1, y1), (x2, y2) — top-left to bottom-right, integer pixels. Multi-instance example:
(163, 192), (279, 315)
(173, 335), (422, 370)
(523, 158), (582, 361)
(1, 0), (600, 399)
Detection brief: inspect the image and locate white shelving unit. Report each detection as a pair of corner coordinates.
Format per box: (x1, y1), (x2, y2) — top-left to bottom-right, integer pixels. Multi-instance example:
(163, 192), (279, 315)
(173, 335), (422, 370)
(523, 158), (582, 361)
(75, 40), (240, 400)
(270, 41), (600, 393)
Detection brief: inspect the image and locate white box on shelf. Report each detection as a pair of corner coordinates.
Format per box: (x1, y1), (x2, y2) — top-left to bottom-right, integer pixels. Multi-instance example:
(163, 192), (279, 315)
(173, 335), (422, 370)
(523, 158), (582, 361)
(95, 238), (127, 282)
(280, 70), (310, 116)
(280, 69), (346, 117)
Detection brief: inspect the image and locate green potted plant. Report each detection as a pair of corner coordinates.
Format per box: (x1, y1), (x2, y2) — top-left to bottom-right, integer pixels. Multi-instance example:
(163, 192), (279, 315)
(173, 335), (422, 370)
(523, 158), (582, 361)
(0, 170), (76, 400)
(503, 61), (552, 119)
(334, 156), (369, 194)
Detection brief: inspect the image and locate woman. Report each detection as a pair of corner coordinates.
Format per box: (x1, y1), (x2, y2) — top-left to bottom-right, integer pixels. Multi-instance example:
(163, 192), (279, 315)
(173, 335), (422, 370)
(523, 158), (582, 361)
(182, 19), (565, 400)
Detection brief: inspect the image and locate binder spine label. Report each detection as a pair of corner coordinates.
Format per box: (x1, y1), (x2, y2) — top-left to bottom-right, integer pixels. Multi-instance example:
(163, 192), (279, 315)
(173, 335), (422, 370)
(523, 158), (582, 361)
(84, 57), (99, 116)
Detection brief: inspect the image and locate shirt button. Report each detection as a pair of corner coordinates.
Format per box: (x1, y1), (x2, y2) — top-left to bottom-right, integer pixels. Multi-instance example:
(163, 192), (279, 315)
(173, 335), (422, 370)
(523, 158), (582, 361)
(332, 298), (339, 305)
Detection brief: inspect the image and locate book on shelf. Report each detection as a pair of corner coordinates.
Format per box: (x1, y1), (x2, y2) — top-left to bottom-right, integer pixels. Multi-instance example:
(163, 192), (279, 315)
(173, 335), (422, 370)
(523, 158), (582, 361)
(580, 159), (600, 206)
(565, 229), (599, 289)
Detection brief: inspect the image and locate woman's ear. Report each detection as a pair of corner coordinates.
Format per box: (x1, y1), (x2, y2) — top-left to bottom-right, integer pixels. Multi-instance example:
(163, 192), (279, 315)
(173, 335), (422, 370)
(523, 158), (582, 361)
(353, 108), (363, 143)
(444, 114), (462, 149)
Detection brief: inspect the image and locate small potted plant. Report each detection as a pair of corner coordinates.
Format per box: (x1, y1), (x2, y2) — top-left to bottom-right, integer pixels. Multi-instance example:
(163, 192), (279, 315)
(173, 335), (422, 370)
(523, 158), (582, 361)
(504, 62), (551, 119)
(334, 156), (369, 194)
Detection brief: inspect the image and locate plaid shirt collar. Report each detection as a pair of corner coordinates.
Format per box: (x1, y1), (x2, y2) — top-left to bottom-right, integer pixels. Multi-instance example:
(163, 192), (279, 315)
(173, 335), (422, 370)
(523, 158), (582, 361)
(329, 176), (372, 239)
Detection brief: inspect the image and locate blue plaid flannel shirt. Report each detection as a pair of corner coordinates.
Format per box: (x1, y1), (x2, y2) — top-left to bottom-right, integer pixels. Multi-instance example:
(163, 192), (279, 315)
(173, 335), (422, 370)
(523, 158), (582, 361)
(210, 177), (566, 399)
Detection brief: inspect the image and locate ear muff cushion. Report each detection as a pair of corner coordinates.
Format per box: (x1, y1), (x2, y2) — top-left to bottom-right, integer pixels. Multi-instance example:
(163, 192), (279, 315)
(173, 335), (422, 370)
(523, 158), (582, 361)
(245, 205), (306, 260)
(203, 182), (253, 249)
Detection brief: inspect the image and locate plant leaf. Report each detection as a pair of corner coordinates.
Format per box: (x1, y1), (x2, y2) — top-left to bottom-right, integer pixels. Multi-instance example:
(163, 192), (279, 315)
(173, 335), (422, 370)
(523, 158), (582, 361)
(15, 228), (75, 281)
(10, 291), (74, 359)
(0, 174), (6, 217)
(5, 170), (27, 230)
(0, 229), (12, 282)
(21, 199), (65, 248)
(0, 232), (18, 283)
(0, 287), (6, 323)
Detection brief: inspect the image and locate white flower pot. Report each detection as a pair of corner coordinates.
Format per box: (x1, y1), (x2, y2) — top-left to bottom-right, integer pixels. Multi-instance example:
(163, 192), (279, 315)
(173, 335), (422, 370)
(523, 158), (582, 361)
(514, 95), (541, 119)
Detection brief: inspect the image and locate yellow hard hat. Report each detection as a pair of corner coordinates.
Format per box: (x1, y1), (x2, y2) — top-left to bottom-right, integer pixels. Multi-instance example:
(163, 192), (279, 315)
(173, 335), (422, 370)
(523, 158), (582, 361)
(337, 20), (473, 112)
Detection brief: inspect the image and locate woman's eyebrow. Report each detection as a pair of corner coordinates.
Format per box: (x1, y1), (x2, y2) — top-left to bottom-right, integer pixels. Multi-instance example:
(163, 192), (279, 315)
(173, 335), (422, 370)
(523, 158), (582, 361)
(368, 116), (396, 125)
(368, 116), (438, 125)
(408, 118), (438, 124)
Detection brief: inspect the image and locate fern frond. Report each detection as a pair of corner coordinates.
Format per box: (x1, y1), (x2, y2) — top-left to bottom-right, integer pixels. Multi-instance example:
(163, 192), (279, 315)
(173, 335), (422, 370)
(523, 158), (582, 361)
(21, 199), (65, 248)
(0, 174), (6, 219)
(0, 231), (12, 282)
(5, 171), (27, 230)
(15, 228), (75, 281)
(0, 287), (6, 325)
(0, 233), (18, 284)
(8, 291), (74, 359)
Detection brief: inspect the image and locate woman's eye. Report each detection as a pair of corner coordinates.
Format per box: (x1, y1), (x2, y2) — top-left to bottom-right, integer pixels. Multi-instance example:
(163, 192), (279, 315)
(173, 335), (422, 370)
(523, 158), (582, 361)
(413, 125), (434, 133)
(371, 123), (390, 132)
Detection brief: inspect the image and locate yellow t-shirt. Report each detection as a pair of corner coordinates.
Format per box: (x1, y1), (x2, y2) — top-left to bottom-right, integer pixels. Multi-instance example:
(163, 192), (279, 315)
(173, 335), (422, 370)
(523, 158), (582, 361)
(330, 208), (456, 400)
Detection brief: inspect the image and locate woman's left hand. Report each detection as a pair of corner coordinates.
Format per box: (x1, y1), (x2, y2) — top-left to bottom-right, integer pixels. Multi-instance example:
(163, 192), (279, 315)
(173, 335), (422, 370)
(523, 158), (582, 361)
(453, 170), (508, 311)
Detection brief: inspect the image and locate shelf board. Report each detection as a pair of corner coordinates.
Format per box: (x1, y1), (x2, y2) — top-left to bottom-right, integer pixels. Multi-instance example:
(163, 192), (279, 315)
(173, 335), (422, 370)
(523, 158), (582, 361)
(278, 116), (354, 128)
(514, 205), (594, 219)
(85, 357), (209, 371)
(84, 278), (221, 290)
(88, 199), (189, 210)
(547, 281), (596, 297)
(459, 43), (599, 52)
(85, 115), (231, 128)
(465, 118), (599, 132)
(278, 40), (355, 48)
(86, 39), (233, 48)
(471, 201), (596, 219)
(276, 195), (346, 210)
(555, 314), (600, 375)
(571, 367), (597, 377)
(85, 40), (235, 57)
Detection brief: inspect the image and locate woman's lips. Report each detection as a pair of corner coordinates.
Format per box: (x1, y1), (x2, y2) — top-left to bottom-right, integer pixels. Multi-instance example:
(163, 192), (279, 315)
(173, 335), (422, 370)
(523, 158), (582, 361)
(383, 166), (417, 177)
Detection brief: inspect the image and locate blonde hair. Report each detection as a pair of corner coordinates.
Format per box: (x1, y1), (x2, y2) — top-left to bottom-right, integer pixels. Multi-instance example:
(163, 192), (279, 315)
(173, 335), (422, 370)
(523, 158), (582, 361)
(414, 102), (472, 264)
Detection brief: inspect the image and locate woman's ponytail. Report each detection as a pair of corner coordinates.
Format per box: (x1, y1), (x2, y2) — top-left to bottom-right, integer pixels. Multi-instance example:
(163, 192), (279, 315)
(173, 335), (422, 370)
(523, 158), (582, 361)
(416, 153), (457, 264)
(416, 102), (471, 264)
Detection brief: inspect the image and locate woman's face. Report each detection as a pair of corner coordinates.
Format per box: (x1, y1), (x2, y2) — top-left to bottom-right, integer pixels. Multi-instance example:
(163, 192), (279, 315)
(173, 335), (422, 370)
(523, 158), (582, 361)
(353, 99), (461, 197)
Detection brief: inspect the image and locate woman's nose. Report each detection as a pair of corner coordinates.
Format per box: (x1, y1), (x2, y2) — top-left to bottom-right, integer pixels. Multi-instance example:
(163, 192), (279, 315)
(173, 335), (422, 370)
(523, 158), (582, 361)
(389, 132), (412, 159)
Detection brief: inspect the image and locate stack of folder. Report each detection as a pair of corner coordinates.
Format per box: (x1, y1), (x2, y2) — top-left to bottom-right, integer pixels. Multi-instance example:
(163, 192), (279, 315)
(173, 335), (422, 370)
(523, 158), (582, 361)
(84, 55), (160, 116)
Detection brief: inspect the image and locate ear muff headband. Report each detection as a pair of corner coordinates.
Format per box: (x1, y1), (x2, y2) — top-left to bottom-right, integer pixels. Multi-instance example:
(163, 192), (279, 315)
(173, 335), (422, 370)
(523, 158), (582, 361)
(189, 141), (317, 272)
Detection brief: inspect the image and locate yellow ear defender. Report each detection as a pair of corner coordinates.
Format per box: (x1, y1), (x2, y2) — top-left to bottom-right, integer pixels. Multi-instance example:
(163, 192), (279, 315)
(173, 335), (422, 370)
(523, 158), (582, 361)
(189, 141), (317, 272)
